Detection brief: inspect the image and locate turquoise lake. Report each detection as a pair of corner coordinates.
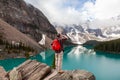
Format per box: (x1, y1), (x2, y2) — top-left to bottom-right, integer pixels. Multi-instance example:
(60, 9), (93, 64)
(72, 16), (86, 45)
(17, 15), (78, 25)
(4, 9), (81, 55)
(0, 45), (120, 80)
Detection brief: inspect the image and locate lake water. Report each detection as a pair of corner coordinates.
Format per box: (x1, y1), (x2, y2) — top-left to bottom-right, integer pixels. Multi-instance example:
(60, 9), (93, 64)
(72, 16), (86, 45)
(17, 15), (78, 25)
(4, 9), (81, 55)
(0, 45), (120, 80)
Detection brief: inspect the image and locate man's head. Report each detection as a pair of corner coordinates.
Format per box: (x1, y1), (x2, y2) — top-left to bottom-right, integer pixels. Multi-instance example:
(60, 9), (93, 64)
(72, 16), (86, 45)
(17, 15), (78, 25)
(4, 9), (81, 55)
(57, 33), (61, 38)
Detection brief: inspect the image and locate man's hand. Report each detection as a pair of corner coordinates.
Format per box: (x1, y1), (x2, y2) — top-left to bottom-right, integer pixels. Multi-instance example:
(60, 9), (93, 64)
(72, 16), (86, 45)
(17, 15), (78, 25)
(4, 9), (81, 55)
(62, 35), (68, 39)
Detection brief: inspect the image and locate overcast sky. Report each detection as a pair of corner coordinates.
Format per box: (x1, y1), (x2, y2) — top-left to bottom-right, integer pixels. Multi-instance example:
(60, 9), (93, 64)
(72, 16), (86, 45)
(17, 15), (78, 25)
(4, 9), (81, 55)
(24, 0), (120, 26)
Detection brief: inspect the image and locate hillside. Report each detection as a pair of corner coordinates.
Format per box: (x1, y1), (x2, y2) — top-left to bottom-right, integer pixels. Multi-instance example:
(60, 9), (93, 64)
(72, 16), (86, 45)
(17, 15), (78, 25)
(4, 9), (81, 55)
(0, 19), (43, 59)
(0, 0), (57, 42)
(0, 0), (58, 59)
(94, 38), (120, 53)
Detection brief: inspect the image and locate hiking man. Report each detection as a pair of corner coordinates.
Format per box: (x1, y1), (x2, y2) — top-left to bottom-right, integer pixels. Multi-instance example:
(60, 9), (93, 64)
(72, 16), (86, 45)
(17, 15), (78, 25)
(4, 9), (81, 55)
(51, 33), (68, 73)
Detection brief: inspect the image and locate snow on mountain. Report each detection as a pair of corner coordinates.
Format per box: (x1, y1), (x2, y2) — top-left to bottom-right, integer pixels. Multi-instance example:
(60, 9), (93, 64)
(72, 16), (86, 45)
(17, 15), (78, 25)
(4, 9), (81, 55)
(39, 34), (46, 45)
(101, 25), (120, 38)
(54, 15), (120, 44)
(99, 15), (120, 39)
(55, 25), (100, 44)
(55, 25), (120, 44)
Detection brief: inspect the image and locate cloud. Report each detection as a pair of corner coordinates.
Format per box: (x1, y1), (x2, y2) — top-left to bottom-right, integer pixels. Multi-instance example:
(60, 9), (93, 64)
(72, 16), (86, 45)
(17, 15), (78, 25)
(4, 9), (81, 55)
(82, 0), (120, 28)
(83, 0), (120, 20)
(24, 0), (120, 26)
(24, 0), (88, 25)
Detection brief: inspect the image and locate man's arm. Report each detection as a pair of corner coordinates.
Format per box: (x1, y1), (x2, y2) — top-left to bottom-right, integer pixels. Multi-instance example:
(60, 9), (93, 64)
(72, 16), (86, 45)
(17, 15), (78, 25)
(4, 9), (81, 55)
(61, 34), (68, 40)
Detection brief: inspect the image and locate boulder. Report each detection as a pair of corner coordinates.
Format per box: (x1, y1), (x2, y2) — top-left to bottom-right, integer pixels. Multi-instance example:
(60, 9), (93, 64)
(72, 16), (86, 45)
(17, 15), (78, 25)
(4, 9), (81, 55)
(49, 70), (95, 80)
(0, 66), (8, 80)
(16, 60), (51, 80)
(9, 68), (22, 80)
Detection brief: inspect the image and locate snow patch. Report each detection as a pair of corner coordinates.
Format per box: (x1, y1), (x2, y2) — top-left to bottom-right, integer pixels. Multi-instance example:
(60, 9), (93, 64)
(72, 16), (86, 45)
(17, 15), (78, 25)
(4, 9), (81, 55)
(39, 34), (46, 45)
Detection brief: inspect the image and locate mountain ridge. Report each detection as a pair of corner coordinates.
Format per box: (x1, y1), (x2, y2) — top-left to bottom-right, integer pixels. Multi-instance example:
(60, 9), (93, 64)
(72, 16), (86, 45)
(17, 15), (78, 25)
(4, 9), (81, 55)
(55, 23), (120, 44)
(0, 0), (57, 59)
(0, 0), (57, 42)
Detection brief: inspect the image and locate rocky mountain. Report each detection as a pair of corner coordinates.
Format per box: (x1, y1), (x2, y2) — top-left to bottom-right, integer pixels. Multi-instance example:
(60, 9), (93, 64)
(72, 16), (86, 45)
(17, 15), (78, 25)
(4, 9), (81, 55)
(55, 25), (100, 44)
(0, 0), (57, 42)
(0, 0), (58, 59)
(55, 23), (120, 44)
(54, 14), (120, 44)
(101, 26), (120, 38)
(89, 15), (120, 38)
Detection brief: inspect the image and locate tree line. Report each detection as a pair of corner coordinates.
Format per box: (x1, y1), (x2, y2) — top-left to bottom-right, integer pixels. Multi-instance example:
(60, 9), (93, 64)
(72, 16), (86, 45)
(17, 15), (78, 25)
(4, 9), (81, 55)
(94, 38), (120, 53)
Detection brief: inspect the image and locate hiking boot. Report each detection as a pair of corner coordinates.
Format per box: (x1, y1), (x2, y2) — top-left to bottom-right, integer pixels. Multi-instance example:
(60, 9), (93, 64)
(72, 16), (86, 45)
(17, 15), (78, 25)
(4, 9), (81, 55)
(58, 70), (64, 74)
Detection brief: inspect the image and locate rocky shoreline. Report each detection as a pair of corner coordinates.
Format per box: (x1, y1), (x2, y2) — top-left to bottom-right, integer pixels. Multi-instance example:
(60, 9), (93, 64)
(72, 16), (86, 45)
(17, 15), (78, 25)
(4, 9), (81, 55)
(0, 59), (95, 80)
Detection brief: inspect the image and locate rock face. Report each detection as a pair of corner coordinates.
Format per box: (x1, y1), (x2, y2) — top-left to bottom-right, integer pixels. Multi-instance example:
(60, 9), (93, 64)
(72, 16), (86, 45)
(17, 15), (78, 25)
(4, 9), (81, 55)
(0, 0), (57, 42)
(9, 68), (22, 80)
(50, 70), (95, 80)
(0, 19), (42, 52)
(13, 60), (51, 80)
(0, 60), (95, 80)
(0, 66), (8, 80)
